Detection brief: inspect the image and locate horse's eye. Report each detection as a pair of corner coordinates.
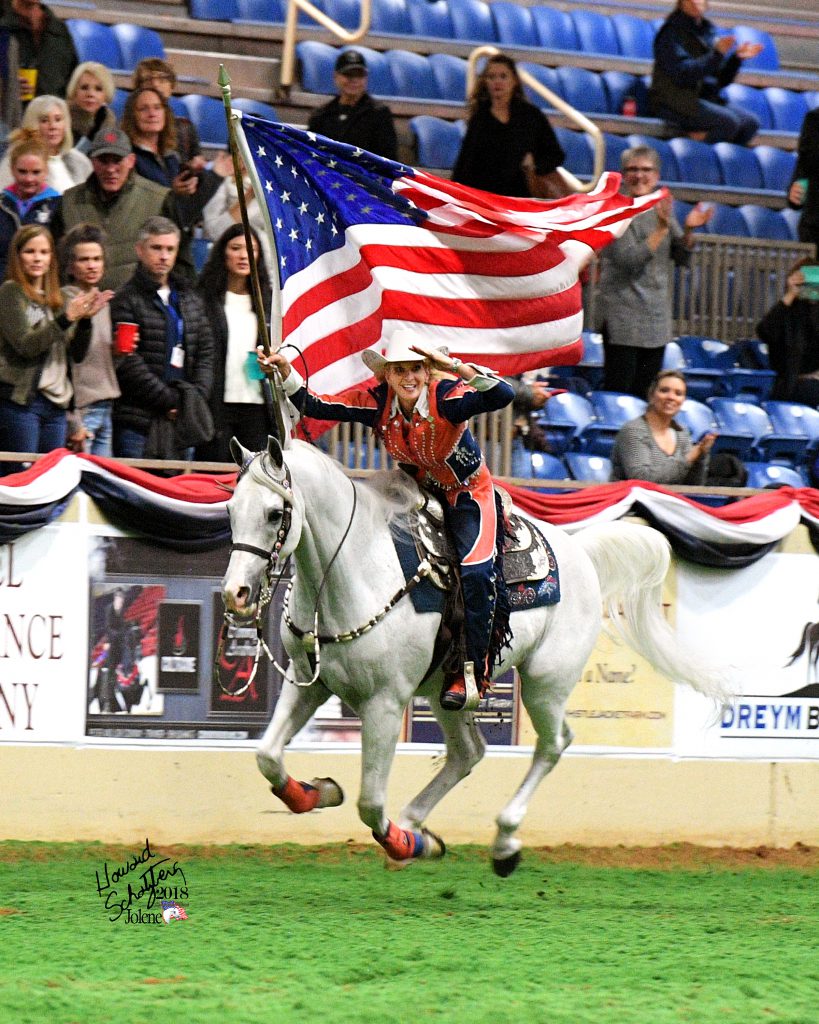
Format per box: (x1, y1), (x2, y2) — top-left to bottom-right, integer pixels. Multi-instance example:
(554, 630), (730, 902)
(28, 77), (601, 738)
(267, 509), (282, 524)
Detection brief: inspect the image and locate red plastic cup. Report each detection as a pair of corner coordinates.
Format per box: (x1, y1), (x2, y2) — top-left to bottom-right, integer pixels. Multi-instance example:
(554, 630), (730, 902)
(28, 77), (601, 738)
(114, 322), (139, 355)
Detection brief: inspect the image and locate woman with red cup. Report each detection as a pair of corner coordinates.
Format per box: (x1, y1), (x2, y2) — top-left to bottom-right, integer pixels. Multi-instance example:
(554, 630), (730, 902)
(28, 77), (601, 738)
(0, 225), (112, 471)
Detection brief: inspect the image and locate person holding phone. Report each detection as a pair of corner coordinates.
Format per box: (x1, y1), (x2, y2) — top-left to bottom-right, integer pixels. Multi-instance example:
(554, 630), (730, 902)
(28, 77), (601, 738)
(787, 108), (819, 252)
(757, 257), (819, 404)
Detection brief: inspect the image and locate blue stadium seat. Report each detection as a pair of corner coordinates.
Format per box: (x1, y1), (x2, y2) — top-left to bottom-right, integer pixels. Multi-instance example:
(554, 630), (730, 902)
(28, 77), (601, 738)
(732, 26), (780, 71)
(531, 6), (578, 51)
(584, 391), (647, 457)
(578, 331), (604, 389)
(565, 453), (612, 483)
(191, 0), (238, 19)
(231, 97), (278, 121)
(707, 398), (775, 460)
(739, 205), (792, 241)
(110, 89), (129, 119)
(410, 115), (463, 169)
(663, 340), (685, 370)
(672, 199), (693, 226)
(601, 70), (642, 116)
(167, 96), (187, 119)
(323, 0), (360, 31)
(111, 24), (165, 70)
(780, 207), (802, 241)
(626, 134), (679, 181)
(744, 463), (805, 489)
(604, 132), (630, 173)
(713, 142), (764, 190)
(297, 40), (337, 94)
(192, 235), (212, 274)
(669, 137), (722, 186)
(371, 0), (413, 36)
(556, 66), (609, 115)
(535, 392), (593, 456)
(675, 398), (719, 442)
(676, 335), (734, 402)
(722, 83), (773, 130)
(529, 451), (571, 482)
(754, 145), (797, 192)
(182, 94), (229, 147)
(428, 53), (466, 102)
(763, 401), (819, 458)
(610, 13), (655, 60)
(449, 0), (496, 42)
(519, 63), (560, 107)
(407, 0), (453, 39)
(764, 88), (809, 132)
(570, 9), (619, 56)
(66, 20), (124, 72)
(554, 127), (594, 178)
(344, 45), (395, 96)
(387, 50), (440, 100)
(234, 0), (287, 22)
(491, 1), (538, 47)
(704, 203), (750, 237)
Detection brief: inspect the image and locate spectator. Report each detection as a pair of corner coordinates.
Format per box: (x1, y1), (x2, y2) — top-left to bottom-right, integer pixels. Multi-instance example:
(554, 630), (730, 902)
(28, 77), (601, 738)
(788, 108), (819, 254)
(0, 134), (59, 279)
(0, 26), (22, 138)
(201, 154), (273, 270)
(51, 126), (192, 289)
(0, 95), (91, 192)
(757, 256), (819, 404)
(452, 52), (567, 199)
(596, 144), (712, 398)
(59, 223), (119, 456)
(65, 61), (116, 156)
(110, 215), (214, 459)
(610, 369), (715, 483)
(133, 58), (202, 168)
(0, 0), (78, 101)
(308, 50), (398, 160)
(648, 0), (762, 145)
(196, 224), (272, 462)
(0, 224), (110, 468)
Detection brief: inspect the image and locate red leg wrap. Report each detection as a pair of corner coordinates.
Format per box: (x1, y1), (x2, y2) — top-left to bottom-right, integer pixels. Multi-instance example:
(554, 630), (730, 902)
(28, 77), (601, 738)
(272, 776), (321, 814)
(373, 820), (424, 861)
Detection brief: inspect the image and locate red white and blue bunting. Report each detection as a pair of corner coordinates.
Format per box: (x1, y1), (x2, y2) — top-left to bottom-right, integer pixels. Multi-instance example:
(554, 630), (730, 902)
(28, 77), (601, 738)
(2, 449), (819, 566)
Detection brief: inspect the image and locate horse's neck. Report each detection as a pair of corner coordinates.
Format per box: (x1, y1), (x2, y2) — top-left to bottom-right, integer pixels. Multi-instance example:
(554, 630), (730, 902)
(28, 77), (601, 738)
(288, 448), (398, 618)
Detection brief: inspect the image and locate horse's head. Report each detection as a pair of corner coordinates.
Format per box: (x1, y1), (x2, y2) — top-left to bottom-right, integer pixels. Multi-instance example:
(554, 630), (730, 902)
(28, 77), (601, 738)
(222, 436), (303, 619)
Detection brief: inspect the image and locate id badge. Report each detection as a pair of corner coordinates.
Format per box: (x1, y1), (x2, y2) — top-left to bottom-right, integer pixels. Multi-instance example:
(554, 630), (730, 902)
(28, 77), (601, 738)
(170, 344), (185, 369)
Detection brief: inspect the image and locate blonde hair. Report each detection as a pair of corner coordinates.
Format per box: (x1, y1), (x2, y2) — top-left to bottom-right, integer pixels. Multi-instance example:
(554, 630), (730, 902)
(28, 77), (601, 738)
(66, 62), (116, 105)
(22, 95), (74, 154)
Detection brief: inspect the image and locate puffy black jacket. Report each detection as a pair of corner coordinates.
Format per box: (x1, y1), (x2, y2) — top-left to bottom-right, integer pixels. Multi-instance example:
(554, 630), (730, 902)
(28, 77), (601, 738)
(111, 264), (215, 436)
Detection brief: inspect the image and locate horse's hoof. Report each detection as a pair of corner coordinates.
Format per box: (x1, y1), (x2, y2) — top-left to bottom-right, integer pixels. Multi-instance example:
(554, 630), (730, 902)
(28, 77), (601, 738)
(310, 777), (344, 808)
(492, 851), (522, 877)
(419, 828), (446, 860)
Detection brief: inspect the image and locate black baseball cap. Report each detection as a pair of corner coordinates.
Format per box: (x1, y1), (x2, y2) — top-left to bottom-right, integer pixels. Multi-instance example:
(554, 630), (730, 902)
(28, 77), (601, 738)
(335, 50), (367, 74)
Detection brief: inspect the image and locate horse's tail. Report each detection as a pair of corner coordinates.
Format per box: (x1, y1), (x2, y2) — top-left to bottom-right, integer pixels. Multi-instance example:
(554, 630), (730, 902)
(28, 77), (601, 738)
(785, 623), (810, 666)
(574, 521), (735, 705)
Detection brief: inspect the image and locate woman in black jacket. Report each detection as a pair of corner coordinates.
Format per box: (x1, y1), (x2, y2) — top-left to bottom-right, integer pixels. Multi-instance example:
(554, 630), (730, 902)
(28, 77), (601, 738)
(757, 256), (819, 404)
(195, 224), (272, 461)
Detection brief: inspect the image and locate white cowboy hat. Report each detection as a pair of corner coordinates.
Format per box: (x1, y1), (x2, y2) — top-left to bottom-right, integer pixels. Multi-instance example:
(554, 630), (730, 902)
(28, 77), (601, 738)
(361, 329), (447, 377)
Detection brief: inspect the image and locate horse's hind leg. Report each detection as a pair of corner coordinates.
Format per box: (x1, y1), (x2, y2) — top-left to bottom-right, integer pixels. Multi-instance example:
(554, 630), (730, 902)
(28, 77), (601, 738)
(397, 703), (486, 831)
(491, 675), (574, 877)
(257, 676), (343, 813)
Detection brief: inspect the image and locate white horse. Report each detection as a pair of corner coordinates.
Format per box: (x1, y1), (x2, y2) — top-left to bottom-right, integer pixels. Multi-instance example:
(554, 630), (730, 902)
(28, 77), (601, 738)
(222, 437), (731, 875)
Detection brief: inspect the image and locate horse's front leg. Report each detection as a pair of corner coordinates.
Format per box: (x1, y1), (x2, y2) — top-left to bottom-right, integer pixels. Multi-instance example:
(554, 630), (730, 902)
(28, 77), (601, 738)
(258, 674), (344, 813)
(358, 694), (446, 862)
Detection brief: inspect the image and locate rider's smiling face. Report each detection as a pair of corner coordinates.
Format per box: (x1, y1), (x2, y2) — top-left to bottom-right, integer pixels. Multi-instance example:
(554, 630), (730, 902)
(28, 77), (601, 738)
(384, 360), (430, 413)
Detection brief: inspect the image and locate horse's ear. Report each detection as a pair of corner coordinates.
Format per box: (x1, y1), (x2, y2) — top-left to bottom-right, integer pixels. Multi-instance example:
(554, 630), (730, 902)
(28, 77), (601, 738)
(229, 436), (252, 467)
(267, 435), (284, 468)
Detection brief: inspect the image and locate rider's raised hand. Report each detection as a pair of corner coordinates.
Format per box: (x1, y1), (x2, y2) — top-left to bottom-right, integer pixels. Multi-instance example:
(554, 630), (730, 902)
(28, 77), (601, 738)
(256, 346), (292, 379)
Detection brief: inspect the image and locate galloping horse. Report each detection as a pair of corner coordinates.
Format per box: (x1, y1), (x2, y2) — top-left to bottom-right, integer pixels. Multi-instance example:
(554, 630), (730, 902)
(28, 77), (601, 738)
(222, 437), (730, 875)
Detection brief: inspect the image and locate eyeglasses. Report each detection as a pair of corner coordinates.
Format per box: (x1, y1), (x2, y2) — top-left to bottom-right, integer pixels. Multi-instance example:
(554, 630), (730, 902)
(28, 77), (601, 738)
(625, 166), (658, 174)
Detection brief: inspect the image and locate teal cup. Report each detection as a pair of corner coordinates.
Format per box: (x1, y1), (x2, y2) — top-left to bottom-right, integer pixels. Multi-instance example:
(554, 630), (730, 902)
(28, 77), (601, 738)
(245, 351), (266, 381)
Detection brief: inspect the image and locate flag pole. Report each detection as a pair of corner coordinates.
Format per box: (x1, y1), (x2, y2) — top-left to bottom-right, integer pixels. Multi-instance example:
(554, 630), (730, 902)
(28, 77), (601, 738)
(218, 64), (288, 443)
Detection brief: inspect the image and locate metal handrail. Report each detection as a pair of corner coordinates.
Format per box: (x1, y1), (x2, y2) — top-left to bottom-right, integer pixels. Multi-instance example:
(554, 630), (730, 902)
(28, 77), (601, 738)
(466, 45), (604, 194)
(279, 0), (372, 93)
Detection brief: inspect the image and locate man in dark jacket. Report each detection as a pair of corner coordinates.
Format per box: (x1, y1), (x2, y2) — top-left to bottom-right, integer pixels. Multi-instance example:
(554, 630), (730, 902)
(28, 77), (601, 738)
(111, 216), (214, 459)
(308, 49), (398, 160)
(648, 0), (762, 145)
(51, 126), (193, 289)
(0, 0), (77, 100)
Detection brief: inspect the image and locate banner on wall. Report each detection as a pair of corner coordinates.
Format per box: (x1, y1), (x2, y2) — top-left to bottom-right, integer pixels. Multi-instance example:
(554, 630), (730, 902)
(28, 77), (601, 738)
(1, 500), (818, 761)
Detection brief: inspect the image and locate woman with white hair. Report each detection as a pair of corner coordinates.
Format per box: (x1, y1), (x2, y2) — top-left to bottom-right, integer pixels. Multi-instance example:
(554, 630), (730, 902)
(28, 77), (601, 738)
(0, 95), (92, 193)
(65, 61), (117, 155)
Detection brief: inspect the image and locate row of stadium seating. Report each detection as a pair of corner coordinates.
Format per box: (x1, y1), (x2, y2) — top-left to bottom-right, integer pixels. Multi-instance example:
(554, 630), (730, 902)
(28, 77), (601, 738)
(295, 41), (818, 135)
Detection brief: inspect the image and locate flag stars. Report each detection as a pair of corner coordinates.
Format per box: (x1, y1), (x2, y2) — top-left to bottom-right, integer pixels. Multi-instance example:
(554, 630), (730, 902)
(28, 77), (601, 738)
(305, 239), (313, 251)
(291, 165), (299, 177)
(316, 212), (325, 224)
(289, 228), (298, 241)
(280, 255), (287, 267)
(280, 190), (291, 202)
(298, 201), (309, 214)
(257, 145), (266, 157)
(275, 217), (283, 230)
(265, 180), (273, 193)
(274, 155), (283, 167)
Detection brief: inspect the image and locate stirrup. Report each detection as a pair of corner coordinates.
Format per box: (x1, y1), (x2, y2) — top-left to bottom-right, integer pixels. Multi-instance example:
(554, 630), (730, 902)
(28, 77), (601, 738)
(440, 662), (483, 712)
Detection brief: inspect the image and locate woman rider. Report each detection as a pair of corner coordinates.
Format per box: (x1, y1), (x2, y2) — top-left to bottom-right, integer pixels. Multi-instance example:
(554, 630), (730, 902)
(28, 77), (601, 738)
(258, 330), (515, 711)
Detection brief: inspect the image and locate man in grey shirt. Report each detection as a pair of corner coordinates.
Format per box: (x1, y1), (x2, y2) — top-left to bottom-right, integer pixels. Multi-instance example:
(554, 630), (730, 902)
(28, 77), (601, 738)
(596, 144), (712, 398)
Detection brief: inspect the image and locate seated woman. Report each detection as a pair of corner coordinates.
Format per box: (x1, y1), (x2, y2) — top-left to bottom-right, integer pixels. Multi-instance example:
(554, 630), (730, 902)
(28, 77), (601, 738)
(610, 369), (715, 484)
(0, 96), (92, 194)
(258, 331), (515, 712)
(757, 257), (819, 405)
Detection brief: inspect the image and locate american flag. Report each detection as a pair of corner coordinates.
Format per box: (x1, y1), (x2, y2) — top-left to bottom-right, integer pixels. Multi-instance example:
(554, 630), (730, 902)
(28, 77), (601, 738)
(236, 114), (663, 394)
